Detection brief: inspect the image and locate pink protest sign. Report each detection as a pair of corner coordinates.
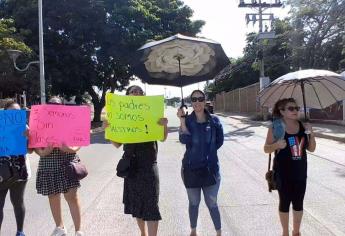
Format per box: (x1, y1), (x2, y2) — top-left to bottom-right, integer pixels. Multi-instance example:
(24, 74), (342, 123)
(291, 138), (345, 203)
(28, 105), (91, 148)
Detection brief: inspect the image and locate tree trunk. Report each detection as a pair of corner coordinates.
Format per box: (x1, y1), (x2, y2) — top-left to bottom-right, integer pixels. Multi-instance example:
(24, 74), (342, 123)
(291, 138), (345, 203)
(88, 86), (106, 122)
(93, 102), (103, 122)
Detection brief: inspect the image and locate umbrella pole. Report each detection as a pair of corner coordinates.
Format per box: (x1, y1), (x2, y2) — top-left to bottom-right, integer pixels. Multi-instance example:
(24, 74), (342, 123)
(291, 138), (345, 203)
(178, 57), (188, 116)
(301, 80), (308, 121)
(178, 58), (184, 106)
(180, 86), (184, 105)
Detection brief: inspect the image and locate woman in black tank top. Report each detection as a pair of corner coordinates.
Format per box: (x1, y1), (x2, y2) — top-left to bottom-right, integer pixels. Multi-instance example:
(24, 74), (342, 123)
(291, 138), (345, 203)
(264, 98), (316, 236)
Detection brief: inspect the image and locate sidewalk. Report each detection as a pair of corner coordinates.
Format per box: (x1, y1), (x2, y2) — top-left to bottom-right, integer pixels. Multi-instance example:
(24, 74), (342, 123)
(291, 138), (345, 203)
(217, 112), (345, 143)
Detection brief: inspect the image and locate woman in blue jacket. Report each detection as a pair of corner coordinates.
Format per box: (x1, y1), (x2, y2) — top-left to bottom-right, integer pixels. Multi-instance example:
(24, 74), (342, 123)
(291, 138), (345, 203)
(177, 90), (224, 236)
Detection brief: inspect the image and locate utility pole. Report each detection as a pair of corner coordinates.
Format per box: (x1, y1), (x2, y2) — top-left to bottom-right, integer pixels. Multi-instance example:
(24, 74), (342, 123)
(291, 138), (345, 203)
(239, 0), (282, 90)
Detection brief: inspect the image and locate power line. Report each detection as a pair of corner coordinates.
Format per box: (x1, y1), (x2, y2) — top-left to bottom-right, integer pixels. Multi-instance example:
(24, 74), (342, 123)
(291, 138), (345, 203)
(239, 0), (283, 89)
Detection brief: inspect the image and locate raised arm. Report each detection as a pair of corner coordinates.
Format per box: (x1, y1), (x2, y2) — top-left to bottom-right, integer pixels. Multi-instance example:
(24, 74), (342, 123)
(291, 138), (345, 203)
(59, 144), (81, 154)
(264, 127), (287, 153)
(177, 108), (192, 144)
(111, 141), (122, 148)
(304, 123), (316, 152)
(158, 118), (168, 142)
(34, 144), (54, 157)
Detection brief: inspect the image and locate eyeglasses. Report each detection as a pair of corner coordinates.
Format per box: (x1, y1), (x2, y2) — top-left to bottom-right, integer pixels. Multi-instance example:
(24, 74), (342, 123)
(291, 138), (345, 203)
(284, 106), (300, 112)
(191, 97), (205, 102)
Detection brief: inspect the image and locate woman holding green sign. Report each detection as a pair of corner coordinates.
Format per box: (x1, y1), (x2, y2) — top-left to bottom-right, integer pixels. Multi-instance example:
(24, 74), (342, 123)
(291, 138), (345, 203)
(107, 85), (168, 236)
(0, 100), (31, 236)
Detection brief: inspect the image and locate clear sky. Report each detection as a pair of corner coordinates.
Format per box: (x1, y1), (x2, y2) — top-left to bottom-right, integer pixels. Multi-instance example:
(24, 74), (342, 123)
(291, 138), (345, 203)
(124, 0), (289, 98)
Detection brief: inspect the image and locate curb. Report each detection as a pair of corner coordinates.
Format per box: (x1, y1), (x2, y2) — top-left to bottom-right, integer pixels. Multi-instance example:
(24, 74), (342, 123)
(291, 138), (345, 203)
(222, 114), (345, 143)
(314, 133), (345, 143)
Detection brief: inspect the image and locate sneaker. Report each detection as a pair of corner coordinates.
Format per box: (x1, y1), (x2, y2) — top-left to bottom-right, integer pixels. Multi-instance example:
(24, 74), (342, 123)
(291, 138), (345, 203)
(75, 231), (84, 236)
(50, 226), (67, 236)
(16, 231), (25, 236)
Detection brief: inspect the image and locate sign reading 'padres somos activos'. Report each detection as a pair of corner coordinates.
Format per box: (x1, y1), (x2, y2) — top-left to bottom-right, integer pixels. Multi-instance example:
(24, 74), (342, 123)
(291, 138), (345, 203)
(0, 110), (27, 156)
(105, 93), (164, 143)
(28, 105), (91, 148)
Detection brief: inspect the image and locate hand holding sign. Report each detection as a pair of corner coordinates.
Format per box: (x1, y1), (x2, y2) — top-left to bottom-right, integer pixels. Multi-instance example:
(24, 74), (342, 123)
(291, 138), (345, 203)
(59, 143), (80, 154)
(0, 110), (27, 156)
(105, 93), (164, 143)
(158, 118), (168, 126)
(28, 105), (91, 148)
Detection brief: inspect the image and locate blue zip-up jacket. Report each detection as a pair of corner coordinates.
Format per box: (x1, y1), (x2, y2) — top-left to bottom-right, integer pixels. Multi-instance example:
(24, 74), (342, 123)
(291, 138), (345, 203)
(179, 111), (224, 173)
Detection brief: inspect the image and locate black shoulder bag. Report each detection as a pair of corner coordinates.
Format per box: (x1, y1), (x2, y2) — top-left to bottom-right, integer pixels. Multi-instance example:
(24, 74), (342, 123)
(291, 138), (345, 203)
(64, 158), (88, 181)
(0, 160), (20, 190)
(117, 143), (139, 178)
(265, 152), (277, 192)
(116, 152), (132, 178)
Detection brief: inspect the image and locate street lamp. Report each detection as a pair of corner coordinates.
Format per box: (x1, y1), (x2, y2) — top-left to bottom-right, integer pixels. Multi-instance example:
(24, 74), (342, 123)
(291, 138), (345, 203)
(7, 0), (46, 104)
(7, 49), (39, 71)
(7, 49), (46, 104)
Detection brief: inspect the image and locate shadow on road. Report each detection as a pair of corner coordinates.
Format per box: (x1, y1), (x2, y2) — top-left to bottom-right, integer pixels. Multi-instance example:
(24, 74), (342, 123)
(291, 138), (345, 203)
(224, 125), (255, 141)
(91, 131), (110, 144)
(335, 167), (345, 177)
(234, 119), (267, 128)
(168, 126), (180, 133)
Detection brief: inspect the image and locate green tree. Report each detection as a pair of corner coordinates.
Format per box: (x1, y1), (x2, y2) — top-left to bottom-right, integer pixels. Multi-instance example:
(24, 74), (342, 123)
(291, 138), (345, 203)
(288, 0), (345, 69)
(0, 18), (38, 99)
(1, 0), (204, 121)
(0, 18), (31, 53)
(205, 2), (345, 97)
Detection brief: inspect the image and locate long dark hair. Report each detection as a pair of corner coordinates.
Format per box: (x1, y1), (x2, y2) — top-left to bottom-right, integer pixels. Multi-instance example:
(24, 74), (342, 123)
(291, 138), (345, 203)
(190, 89), (205, 98)
(272, 98), (297, 118)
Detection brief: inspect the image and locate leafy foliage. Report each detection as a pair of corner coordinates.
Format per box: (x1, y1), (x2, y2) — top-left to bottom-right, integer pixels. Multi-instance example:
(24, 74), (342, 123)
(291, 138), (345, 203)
(206, 0), (345, 97)
(0, 18), (37, 99)
(0, 0), (204, 120)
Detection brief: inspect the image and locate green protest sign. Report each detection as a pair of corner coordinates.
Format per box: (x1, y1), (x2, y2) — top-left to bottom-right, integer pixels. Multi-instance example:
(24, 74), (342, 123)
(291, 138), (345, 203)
(105, 93), (164, 143)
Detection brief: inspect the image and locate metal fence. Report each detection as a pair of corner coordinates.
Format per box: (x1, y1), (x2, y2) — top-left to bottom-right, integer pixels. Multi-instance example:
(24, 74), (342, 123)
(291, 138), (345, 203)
(214, 82), (344, 122)
(214, 82), (260, 114)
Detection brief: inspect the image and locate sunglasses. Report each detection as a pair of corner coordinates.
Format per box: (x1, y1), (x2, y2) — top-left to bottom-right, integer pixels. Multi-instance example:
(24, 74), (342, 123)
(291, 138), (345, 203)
(284, 106), (300, 112)
(191, 97), (205, 102)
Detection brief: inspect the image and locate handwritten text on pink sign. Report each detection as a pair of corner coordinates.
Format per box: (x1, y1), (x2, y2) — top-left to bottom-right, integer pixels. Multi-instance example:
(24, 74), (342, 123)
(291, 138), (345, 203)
(29, 105), (91, 148)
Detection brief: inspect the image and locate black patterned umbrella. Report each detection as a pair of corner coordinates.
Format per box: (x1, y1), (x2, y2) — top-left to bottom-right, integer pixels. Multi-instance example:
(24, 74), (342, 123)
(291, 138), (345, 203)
(132, 34), (229, 107)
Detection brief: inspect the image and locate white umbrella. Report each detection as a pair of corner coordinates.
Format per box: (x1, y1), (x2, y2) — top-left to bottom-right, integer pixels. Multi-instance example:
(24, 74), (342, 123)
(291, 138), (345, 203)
(258, 69), (345, 119)
(341, 71), (345, 78)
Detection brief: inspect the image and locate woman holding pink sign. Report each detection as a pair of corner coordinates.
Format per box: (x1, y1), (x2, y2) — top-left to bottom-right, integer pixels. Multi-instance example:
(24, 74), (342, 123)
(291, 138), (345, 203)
(107, 85), (168, 236)
(34, 96), (84, 236)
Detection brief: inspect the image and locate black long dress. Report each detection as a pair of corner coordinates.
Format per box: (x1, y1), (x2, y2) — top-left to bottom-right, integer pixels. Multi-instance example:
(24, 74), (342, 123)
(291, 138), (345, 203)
(122, 141), (161, 221)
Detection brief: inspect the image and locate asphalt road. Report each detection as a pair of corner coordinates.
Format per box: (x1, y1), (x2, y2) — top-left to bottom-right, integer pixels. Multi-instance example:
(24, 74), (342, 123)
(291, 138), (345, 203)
(2, 106), (345, 236)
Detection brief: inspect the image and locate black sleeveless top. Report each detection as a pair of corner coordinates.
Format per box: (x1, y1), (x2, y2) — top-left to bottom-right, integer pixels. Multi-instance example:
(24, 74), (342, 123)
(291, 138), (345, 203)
(274, 121), (309, 181)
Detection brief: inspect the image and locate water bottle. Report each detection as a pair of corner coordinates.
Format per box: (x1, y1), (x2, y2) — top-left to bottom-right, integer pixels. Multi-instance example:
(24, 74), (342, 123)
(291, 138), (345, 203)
(272, 118), (285, 141)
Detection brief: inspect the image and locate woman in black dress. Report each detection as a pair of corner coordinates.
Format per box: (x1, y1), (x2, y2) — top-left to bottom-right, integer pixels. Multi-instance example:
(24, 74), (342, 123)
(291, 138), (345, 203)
(108, 85), (168, 236)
